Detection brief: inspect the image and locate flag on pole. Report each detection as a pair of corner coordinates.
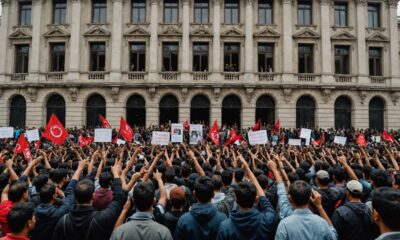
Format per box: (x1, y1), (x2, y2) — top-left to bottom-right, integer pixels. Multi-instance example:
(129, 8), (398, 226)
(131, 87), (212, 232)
(79, 133), (94, 147)
(356, 132), (367, 147)
(252, 119), (261, 131)
(382, 130), (395, 143)
(119, 117), (134, 142)
(208, 120), (220, 146)
(184, 119), (190, 130)
(42, 114), (68, 145)
(99, 114), (111, 128)
(224, 129), (242, 146)
(273, 118), (280, 133)
(14, 134), (31, 160)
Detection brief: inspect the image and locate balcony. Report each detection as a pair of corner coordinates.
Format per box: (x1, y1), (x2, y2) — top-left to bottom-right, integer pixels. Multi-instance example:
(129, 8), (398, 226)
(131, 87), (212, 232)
(370, 76), (386, 85)
(258, 73), (275, 81)
(46, 72), (65, 81)
(224, 72), (240, 81)
(192, 72), (209, 81)
(161, 72), (179, 80)
(11, 73), (28, 81)
(128, 72), (146, 80)
(88, 72), (105, 80)
(296, 74), (316, 82)
(334, 74), (352, 83)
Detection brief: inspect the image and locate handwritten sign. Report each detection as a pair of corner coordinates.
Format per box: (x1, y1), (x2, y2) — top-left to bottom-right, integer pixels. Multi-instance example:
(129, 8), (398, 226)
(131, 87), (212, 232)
(334, 136), (347, 145)
(94, 128), (112, 142)
(151, 131), (170, 145)
(288, 139), (302, 146)
(171, 124), (183, 143)
(189, 124), (203, 145)
(248, 130), (268, 145)
(0, 127), (14, 139)
(26, 129), (40, 142)
(300, 128), (312, 139)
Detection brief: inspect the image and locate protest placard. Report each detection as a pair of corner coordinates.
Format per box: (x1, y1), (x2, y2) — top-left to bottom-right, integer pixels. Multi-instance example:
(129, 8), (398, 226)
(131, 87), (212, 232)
(171, 124), (183, 143)
(94, 128), (112, 142)
(151, 131), (170, 145)
(116, 139), (126, 145)
(248, 130), (268, 145)
(189, 124), (203, 145)
(334, 136), (347, 145)
(26, 129), (40, 142)
(0, 127), (14, 139)
(300, 128), (312, 139)
(288, 139), (302, 146)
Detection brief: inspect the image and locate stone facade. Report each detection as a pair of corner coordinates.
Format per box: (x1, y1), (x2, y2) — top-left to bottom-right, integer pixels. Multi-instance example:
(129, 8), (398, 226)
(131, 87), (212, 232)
(0, 0), (399, 128)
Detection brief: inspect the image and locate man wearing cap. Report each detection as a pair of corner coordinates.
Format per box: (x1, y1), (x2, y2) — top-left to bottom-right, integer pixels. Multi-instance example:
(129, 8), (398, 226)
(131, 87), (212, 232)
(332, 180), (380, 240)
(315, 170), (342, 218)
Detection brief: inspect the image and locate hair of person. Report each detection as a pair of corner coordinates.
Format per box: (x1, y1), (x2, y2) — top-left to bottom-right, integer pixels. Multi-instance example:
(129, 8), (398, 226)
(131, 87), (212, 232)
(257, 174), (269, 189)
(32, 174), (49, 192)
(317, 176), (331, 186)
(172, 165), (182, 178)
(333, 166), (346, 182)
(74, 179), (95, 204)
(133, 181), (155, 211)
(7, 202), (35, 234)
(165, 168), (176, 183)
(181, 163), (192, 178)
(39, 184), (56, 204)
(288, 180), (312, 207)
(287, 172), (300, 183)
(372, 187), (400, 231)
(221, 170), (233, 186)
(235, 181), (257, 209)
(99, 172), (113, 188)
(370, 170), (392, 188)
(395, 173), (400, 185)
(51, 168), (68, 184)
(234, 168), (245, 182)
(9, 181), (29, 203)
(212, 175), (223, 191)
(194, 176), (214, 203)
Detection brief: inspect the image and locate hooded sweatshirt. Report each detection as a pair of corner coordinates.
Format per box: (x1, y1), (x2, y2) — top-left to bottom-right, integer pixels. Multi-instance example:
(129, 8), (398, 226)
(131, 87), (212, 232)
(216, 196), (276, 240)
(174, 203), (226, 240)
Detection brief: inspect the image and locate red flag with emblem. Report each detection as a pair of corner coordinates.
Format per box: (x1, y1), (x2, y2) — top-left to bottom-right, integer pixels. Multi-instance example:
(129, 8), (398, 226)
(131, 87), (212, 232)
(119, 117), (134, 142)
(79, 133), (94, 147)
(356, 132), (367, 147)
(208, 120), (220, 146)
(184, 119), (190, 130)
(42, 114), (68, 145)
(224, 129), (242, 146)
(252, 119), (261, 131)
(14, 134), (31, 160)
(382, 130), (395, 143)
(99, 114), (111, 128)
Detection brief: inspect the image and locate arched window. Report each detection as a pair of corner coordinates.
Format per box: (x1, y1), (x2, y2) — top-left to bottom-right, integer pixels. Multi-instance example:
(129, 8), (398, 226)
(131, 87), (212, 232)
(46, 94), (66, 126)
(159, 94), (179, 124)
(369, 96), (385, 131)
(126, 95), (146, 127)
(256, 95), (275, 126)
(9, 95), (26, 128)
(190, 95), (210, 125)
(296, 95), (315, 128)
(334, 96), (352, 129)
(86, 94), (106, 127)
(222, 95), (241, 128)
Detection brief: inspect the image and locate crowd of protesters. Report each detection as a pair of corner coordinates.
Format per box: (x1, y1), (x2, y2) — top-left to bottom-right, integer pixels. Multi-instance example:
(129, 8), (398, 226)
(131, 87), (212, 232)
(0, 124), (400, 240)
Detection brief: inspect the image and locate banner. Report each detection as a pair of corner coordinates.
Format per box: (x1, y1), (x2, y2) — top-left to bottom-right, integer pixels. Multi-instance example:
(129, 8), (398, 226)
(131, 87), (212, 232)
(26, 129), (40, 142)
(151, 131), (170, 145)
(189, 124), (203, 145)
(248, 130), (268, 145)
(0, 127), (14, 139)
(334, 136), (347, 145)
(94, 128), (112, 142)
(171, 124), (183, 143)
(288, 139), (301, 146)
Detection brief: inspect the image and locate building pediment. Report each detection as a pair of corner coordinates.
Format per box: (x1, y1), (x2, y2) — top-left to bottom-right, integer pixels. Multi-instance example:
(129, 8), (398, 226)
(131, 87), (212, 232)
(190, 26), (212, 37)
(293, 28), (320, 39)
(83, 26), (111, 37)
(221, 27), (245, 37)
(366, 32), (389, 42)
(9, 29), (32, 40)
(331, 31), (357, 41)
(159, 26), (182, 36)
(43, 27), (70, 38)
(124, 26), (150, 36)
(254, 27), (280, 38)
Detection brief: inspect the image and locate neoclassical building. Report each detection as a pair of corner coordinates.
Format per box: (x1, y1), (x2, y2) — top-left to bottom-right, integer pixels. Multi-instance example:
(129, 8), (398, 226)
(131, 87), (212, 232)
(0, 0), (399, 129)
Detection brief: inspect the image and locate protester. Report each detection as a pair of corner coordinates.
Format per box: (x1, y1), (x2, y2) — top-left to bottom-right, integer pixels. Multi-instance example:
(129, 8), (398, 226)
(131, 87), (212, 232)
(0, 203), (35, 240)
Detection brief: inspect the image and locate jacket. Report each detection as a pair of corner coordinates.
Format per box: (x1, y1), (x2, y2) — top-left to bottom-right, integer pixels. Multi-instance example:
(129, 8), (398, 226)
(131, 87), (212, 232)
(174, 203), (227, 240)
(51, 178), (126, 240)
(163, 210), (186, 236)
(216, 196), (276, 240)
(214, 187), (236, 216)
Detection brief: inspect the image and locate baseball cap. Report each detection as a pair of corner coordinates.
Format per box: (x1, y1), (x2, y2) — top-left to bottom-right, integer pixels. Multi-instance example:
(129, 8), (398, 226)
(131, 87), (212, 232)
(346, 180), (363, 194)
(316, 170), (329, 180)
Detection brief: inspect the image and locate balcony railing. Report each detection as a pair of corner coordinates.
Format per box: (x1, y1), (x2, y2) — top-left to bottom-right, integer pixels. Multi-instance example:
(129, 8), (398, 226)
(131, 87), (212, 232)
(370, 76), (386, 84)
(88, 71), (105, 80)
(128, 72), (145, 80)
(161, 72), (179, 80)
(46, 72), (64, 81)
(224, 72), (240, 81)
(334, 74), (352, 83)
(258, 73), (275, 81)
(296, 74), (315, 82)
(192, 72), (209, 81)
(11, 73), (28, 81)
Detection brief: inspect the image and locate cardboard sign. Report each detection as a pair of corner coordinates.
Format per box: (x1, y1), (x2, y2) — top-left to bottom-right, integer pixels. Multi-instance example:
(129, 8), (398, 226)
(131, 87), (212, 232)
(171, 124), (183, 143)
(300, 128), (312, 139)
(26, 129), (40, 142)
(0, 127), (14, 139)
(334, 136), (347, 145)
(248, 130), (268, 145)
(116, 139), (126, 145)
(288, 139), (302, 146)
(94, 128), (112, 142)
(189, 124), (203, 145)
(151, 131), (170, 145)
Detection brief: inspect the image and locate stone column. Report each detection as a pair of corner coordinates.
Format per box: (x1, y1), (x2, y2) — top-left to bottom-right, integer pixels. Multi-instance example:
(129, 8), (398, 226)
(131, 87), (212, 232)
(181, 0), (190, 74)
(30, 0), (43, 79)
(282, 0), (293, 82)
(110, 0), (123, 81)
(0, 0), (10, 82)
(244, 0), (254, 82)
(68, 0), (82, 81)
(388, 0), (400, 87)
(149, 0), (159, 82)
(356, 0), (368, 84)
(319, 0), (333, 83)
(212, 0), (221, 74)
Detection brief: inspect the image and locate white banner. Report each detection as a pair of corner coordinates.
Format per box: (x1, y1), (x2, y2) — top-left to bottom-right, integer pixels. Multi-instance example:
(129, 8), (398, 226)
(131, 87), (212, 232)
(288, 139), (302, 146)
(189, 124), (203, 145)
(26, 129), (40, 142)
(116, 139), (126, 145)
(248, 130), (268, 145)
(171, 124), (183, 143)
(300, 128), (312, 139)
(94, 128), (112, 142)
(151, 131), (170, 145)
(334, 136), (347, 145)
(0, 127), (14, 139)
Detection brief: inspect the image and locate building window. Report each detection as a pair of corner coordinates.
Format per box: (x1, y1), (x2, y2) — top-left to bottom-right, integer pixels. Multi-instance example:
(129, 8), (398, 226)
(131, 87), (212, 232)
(50, 43), (65, 72)
(164, 0), (179, 24)
(334, 46), (350, 74)
(92, 0), (107, 24)
(224, 43), (240, 72)
(163, 43), (179, 71)
(298, 44), (313, 73)
(130, 43), (146, 72)
(258, 0), (273, 25)
(193, 43), (209, 72)
(258, 43), (274, 73)
(15, 45), (29, 73)
(53, 0), (67, 25)
(194, 0), (209, 24)
(90, 42), (106, 71)
(368, 4), (380, 28)
(131, 0), (146, 24)
(19, 2), (32, 26)
(224, 0), (239, 24)
(369, 48), (382, 76)
(334, 2), (347, 26)
(297, 0), (312, 25)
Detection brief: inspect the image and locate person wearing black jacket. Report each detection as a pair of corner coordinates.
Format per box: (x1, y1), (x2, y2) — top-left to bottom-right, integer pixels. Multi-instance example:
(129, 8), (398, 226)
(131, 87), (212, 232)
(51, 163), (126, 240)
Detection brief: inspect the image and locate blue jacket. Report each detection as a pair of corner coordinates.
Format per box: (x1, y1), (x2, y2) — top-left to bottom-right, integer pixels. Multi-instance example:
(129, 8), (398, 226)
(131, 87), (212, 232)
(216, 196), (276, 240)
(174, 203), (227, 240)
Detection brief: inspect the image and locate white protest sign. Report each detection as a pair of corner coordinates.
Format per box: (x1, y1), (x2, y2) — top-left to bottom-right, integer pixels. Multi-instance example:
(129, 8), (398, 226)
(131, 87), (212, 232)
(171, 123), (183, 143)
(372, 136), (381, 143)
(26, 129), (40, 142)
(94, 128), (112, 142)
(248, 130), (268, 145)
(116, 139), (126, 145)
(288, 139), (302, 146)
(0, 127), (14, 139)
(189, 124), (203, 145)
(151, 131), (170, 145)
(334, 136), (347, 145)
(300, 128), (312, 139)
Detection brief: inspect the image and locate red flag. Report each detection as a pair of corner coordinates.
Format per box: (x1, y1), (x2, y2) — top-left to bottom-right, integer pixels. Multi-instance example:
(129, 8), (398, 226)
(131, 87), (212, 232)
(14, 134), (31, 160)
(224, 129), (242, 146)
(79, 133), (94, 147)
(184, 119), (190, 130)
(43, 114), (68, 145)
(35, 139), (41, 150)
(208, 120), (220, 146)
(356, 132), (367, 147)
(119, 117), (134, 142)
(382, 130), (395, 143)
(273, 118), (280, 133)
(314, 132), (325, 145)
(99, 114), (111, 128)
(252, 119), (261, 131)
